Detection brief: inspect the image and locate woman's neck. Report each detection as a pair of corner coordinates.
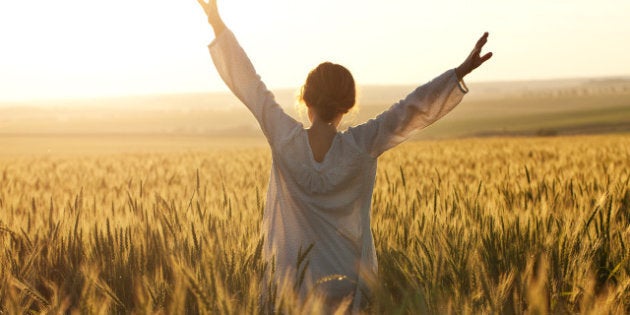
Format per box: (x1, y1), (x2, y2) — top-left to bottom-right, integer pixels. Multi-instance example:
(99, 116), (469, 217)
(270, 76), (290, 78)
(309, 118), (338, 133)
(307, 118), (338, 163)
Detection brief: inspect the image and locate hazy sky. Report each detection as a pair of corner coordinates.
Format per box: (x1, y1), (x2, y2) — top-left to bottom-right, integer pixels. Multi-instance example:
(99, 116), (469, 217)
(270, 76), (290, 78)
(1, 0), (629, 102)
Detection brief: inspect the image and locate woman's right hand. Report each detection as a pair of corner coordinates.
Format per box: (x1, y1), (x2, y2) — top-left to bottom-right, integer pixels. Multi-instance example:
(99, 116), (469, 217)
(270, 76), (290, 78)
(455, 32), (493, 81)
(197, 0), (226, 37)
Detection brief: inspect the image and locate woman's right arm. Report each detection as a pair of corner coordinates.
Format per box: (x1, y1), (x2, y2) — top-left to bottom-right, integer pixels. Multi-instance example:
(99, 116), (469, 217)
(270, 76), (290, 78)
(348, 69), (468, 158)
(348, 33), (492, 158)
(197, 0), (299, 145)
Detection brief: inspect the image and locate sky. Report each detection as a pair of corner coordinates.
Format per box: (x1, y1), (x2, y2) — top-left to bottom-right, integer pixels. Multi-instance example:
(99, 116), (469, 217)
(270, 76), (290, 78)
(0, 0), (629, 102)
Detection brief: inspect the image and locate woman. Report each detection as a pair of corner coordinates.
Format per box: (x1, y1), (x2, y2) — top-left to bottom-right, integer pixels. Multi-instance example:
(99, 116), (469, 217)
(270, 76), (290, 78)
(197, 0), (492, 312)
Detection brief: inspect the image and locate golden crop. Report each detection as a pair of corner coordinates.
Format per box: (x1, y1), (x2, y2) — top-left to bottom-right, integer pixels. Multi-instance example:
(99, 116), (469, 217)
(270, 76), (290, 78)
(1, 135), (629, 314)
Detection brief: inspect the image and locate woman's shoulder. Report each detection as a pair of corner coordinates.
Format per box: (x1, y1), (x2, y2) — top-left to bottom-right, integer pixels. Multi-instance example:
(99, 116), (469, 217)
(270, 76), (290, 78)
(269, 123), (304, 149)
(339, 128), (377, 160)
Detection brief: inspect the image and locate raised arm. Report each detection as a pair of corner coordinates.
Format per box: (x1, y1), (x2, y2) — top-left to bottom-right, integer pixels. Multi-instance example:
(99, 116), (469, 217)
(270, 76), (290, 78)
(197, 0), (299, 145)
(348, 33), (493, 157)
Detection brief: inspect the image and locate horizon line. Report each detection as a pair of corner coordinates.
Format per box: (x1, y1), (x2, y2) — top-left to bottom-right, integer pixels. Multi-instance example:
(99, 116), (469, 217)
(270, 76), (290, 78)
(2, 73), (630, 105)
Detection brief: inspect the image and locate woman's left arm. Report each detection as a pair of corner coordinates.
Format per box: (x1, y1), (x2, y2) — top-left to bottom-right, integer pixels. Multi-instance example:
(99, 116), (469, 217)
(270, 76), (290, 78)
(197, 0), (299, 145)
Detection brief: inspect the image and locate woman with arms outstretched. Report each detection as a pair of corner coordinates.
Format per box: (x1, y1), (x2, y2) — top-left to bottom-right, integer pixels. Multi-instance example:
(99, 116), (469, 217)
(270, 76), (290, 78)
(197, 0), (492, 312)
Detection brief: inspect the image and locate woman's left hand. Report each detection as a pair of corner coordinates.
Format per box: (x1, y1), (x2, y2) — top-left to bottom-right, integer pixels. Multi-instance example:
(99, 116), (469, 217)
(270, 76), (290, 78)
(197, 0), (226, 37)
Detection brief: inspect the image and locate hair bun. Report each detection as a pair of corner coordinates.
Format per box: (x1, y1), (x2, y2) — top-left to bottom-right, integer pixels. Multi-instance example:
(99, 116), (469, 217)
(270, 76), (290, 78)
(300, 62), (356, 123)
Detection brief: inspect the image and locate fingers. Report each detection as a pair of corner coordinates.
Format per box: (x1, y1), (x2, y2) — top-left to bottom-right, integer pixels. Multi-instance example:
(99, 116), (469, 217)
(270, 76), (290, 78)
(475, 32), (489, 50)
(197, 0), (209, 12)
(197, 0), (216, 11)
(197, 0), (216, 18)
(474, 33), (491, 60)
(465, 33), (492, 73)
(480, 52), (493, 63)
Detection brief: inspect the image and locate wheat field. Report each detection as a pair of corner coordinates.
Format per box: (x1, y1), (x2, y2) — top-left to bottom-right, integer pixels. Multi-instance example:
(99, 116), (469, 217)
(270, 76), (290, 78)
(1, 134), (629, 314)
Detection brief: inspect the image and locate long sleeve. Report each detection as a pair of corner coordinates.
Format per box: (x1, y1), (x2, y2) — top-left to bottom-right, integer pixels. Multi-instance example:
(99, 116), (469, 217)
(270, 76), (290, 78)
(208, 29), (300, 145)
(347, 69), (468, 157)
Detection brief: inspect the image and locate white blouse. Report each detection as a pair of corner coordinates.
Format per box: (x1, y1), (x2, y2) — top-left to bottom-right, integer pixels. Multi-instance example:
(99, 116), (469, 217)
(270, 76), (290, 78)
(209, 29), (468, 311)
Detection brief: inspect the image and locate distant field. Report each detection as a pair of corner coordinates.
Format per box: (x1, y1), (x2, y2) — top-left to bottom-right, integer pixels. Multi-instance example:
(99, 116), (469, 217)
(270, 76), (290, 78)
(0, 134), (266, 157)
(420, 93), (630, 138)
(2, 76), (629, 313)
(1, 77), (629, 150)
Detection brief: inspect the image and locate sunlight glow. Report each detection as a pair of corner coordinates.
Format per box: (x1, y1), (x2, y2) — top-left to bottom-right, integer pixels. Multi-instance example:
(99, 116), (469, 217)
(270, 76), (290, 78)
(0, 0), (629, 102)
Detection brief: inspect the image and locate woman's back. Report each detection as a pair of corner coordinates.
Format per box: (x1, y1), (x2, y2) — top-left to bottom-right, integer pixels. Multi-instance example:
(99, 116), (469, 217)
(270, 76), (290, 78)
(208, 28), (469, 311)
(267, 126), (379, 305)
(199, 0), (493, 309)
